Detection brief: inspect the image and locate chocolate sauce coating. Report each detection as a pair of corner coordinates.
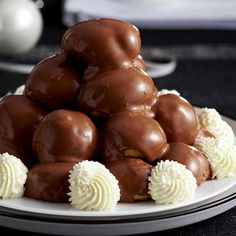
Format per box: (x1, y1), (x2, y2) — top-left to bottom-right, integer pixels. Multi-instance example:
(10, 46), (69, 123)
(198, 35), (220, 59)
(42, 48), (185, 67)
(62, 18), (141, 75)
(25, 162), (74, 202)
(106, 158), (152, 203)
(0, 95), (47, 167)
(133, 55), (147, 72)
(33, 109), (98, 163)
(161, 142), (212, 185)
(25, 53), (80, 110)
(78, 67), (157, 117)
(0, 138), (21, 157)
(153, 94), (200, 144)
(102, 112), (167, 163)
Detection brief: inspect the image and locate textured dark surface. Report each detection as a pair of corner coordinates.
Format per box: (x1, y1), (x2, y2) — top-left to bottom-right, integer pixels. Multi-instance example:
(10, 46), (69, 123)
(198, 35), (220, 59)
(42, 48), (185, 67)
(0, 26), (236, 236)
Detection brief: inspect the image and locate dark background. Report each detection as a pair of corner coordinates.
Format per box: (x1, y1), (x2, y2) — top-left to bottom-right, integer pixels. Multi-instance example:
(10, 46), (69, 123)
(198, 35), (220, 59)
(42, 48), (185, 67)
(0, 1), (236, 235)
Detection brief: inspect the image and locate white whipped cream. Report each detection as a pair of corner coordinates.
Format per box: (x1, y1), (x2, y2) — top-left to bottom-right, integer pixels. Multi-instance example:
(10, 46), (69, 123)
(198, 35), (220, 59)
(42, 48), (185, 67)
(68, 160), (120, 211)
(148, 160), (197, 204)
(194, 137), (236, 179)
(158, 89), (180, 96)
(14, 84), (25, 95)
(198, 108), (235, 145)
(0, 153), (28, 199)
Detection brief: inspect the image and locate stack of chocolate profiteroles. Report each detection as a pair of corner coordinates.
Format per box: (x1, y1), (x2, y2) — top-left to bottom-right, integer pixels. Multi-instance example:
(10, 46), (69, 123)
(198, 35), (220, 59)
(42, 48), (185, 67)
(0, 18), (211, 203)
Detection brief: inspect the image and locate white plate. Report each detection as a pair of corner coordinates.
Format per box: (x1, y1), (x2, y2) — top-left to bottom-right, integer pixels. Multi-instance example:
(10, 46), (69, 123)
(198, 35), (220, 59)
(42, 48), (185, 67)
(0, 112), (236, 234)
(0, 175), (236, 219)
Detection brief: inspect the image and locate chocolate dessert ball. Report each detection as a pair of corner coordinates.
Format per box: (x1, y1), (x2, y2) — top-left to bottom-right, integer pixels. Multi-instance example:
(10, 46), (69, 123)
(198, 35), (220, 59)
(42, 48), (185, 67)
(33, 110), (98, 163)
(106, 158), (152, 203)
(0, 95), (47, 167)
(25, 162), (74, 202)
(161, 142), (212, 185)
(102, 112), (167, 163)
(153, 94), (200, 144)
(78, 68), (157, 117)
(25, 53), (80, 110)
(62, 18), (141, 74)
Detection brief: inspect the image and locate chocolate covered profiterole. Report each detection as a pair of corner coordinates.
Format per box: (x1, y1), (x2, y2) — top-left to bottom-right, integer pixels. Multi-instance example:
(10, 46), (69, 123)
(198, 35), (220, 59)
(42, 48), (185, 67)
(62, 18), (142, 77)
(33, 109), (98, 163)
(0, 95), (47, 167)
(78, 68), (157, 117)
(106, 158), (152, 203)
(25, 53), (80, 110)
(161, 142), (212, 186)
(25, 162), (74, 202)
(153, 94), (200, 145)
(102, 112), (167, 163)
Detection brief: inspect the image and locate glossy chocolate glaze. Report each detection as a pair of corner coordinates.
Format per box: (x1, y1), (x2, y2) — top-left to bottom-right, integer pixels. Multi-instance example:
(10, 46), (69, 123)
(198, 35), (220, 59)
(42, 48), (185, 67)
(106, 158), (152, 203)
(25, 162), (74, 202)
(161, 142), (212, 186)
(153, 94), (200, 145)
(78, 67), (157, 117)
(33, 109), (98, 163)
(102, 112), (167, 163)
(0, 95), (47, 167)
(133, 55), (147, 71)
(25, 53), (80, 110)
(62, 18), (141, 75)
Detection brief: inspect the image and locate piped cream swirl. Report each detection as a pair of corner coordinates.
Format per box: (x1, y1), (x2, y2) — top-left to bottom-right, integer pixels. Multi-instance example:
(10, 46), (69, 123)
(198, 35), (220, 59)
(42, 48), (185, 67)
(194, 137), (236, 179)
(0, 153), (28, 199)
(68, 160), (120, 211)
(148, 160), (197, 204)
(198, 108), (235, 145)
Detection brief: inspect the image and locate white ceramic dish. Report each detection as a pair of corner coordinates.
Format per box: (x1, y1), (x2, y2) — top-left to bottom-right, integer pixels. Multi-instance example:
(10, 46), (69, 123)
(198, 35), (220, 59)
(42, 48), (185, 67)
(0, 112), (236, 235)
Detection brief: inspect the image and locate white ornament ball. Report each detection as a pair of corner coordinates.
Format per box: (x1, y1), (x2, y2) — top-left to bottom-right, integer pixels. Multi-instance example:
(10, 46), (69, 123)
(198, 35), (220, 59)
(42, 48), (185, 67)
(0, 0), (43, 55)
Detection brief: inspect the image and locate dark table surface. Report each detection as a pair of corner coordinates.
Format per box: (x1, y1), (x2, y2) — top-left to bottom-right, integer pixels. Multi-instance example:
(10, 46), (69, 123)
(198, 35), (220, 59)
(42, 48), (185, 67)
(0, 25), (236, 236)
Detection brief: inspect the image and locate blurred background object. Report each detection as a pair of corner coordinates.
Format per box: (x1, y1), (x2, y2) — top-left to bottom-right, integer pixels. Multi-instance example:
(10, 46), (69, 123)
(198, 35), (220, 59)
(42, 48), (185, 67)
(63, 0), (236, 29)
(0, 0), (43, 55)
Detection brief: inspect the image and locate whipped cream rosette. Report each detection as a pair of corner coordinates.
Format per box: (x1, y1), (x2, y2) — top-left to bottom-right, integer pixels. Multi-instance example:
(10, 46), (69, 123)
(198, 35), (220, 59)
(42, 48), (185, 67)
(148, 160), (197, 204)
(0, 153), (28, 199)
(198, 108), (235, 145)
(194, 137), (236, 179)
(68, 160), (120, 211)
